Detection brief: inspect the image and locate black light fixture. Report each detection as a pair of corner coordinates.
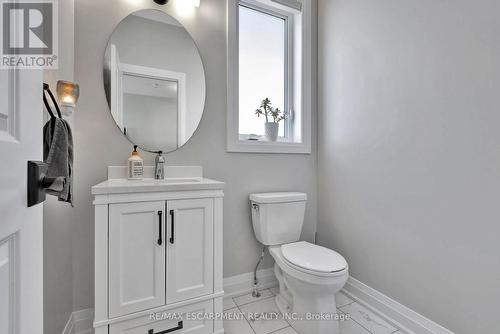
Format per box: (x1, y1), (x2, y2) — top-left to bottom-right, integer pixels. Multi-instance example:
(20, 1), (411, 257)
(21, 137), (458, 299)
(154, 0), (168, 5)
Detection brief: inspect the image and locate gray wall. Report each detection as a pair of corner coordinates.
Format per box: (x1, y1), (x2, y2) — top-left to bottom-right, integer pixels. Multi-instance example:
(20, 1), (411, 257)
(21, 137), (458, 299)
(73, 0), (317, 312)
(318, 1), (500, 333)
(43, 0), (75, 333)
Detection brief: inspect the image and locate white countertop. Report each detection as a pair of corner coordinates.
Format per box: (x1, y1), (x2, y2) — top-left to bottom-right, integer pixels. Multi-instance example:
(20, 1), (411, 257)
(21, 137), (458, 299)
(91, 177), (225, 195)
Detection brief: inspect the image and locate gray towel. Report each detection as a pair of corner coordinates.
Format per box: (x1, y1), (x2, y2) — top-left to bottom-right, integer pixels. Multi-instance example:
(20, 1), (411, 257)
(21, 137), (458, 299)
(43, 118), (73, 206)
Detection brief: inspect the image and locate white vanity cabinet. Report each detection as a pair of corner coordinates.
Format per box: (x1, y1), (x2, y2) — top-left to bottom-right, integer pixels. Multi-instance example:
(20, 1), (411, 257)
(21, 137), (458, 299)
(92, 172), (224, 334)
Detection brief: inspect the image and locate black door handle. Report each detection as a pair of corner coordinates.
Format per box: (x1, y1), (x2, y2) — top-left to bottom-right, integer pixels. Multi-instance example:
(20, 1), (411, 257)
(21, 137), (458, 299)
(157, 211), (163, 245)
(169, 210), (175, 244)
(148, 321), (183, 334)
(28, 161), (67, 207)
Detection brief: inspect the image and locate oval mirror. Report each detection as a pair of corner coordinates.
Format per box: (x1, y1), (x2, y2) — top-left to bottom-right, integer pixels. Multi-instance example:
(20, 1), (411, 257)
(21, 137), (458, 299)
(104, 9), (206, 153)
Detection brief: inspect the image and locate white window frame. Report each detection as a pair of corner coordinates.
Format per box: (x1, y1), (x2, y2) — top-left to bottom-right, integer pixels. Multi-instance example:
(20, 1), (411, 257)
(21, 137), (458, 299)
(227, 0), (313, 154)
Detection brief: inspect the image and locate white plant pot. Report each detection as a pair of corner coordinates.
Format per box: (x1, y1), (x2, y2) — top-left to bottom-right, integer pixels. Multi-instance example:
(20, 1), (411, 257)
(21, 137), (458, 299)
(265, 122), (279, 142)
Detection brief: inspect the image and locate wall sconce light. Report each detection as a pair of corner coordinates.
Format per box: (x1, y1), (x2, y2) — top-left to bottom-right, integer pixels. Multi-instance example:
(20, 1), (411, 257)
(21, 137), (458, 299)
(56, 80), (80, 116)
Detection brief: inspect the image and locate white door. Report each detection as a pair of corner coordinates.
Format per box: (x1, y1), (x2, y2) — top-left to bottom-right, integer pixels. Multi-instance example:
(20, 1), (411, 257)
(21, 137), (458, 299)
(109, 201), (166, 317)
(110, 44), (124, 131)
(0, 69), (44, 334)
(166, 199), (214, 304)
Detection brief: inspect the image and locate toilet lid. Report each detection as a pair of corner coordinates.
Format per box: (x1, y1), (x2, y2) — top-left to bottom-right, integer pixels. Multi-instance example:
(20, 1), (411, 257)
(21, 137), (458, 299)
(281, 241), (347, 273)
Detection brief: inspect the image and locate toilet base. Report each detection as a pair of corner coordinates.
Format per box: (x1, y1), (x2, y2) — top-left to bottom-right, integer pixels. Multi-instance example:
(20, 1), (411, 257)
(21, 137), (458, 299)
(287, 289), (340, 334)
(272, 262), (346, 334)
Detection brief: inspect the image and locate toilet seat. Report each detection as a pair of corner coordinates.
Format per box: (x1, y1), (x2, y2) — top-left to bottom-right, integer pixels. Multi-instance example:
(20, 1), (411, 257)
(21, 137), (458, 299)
(270, 245), (348, 286)
(281, 242), (347, 276)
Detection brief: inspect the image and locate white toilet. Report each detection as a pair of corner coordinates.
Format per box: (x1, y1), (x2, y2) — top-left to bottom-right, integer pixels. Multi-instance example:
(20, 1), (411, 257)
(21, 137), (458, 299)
(250, 192), (349, 334)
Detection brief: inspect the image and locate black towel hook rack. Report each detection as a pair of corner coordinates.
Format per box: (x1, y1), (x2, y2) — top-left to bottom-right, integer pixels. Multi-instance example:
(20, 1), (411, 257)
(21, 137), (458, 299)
(43, 83), (62, 119)
(28, 83), (68, 207)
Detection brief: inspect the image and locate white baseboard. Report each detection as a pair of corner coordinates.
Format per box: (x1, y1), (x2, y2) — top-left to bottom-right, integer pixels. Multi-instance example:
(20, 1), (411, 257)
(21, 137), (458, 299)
(62, 308), (94, 334)
(223, 267), (278, 297)
(62, 269), (276, 334)
(62, 314), (74, 334)
(65, 271), (453, 334)
(343, 276), (455, 334)
(222, 269), (454, 334)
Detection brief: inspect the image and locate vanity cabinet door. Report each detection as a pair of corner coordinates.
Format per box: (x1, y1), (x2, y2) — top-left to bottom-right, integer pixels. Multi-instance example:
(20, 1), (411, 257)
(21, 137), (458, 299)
(166, 199), (214, 303)
(109, 201), (166, 317)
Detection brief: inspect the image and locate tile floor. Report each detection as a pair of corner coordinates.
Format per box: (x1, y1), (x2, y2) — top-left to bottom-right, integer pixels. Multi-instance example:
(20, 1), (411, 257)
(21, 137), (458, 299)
(223, 288), (405, 334)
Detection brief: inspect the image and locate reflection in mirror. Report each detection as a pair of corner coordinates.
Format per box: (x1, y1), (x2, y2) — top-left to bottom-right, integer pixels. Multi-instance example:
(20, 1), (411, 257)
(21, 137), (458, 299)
(104, 9), (206, 153)
(123, 75), (179, 152)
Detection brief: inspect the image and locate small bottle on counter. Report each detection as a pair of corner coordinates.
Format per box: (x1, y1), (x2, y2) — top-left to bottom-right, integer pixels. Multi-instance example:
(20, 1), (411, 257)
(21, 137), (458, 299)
(128, 145), (144, 180)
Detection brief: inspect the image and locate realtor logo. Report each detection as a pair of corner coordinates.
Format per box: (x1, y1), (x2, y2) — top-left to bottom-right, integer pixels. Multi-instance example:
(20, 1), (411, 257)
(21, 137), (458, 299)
(1, 0), (58, 69)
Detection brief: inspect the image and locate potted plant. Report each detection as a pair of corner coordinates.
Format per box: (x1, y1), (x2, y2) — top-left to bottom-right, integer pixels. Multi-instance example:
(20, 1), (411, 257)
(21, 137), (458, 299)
(255, 98), (287, 142)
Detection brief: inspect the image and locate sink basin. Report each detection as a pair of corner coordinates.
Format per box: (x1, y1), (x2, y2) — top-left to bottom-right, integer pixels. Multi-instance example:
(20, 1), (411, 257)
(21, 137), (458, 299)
(146, 178), (202, 184)
(162, 178), (201, 183)
(92, 176), (224, 195)
(110, 178), (203, 186)
(92, 166), (224, 195)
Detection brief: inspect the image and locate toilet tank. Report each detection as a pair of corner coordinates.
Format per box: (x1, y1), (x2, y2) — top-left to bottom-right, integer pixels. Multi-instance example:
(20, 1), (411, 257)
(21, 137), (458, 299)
(250, 192), (307, 246)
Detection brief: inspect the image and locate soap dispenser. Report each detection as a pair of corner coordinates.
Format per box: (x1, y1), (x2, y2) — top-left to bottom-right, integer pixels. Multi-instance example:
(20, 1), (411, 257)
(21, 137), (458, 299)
(128, 145), (144, 180)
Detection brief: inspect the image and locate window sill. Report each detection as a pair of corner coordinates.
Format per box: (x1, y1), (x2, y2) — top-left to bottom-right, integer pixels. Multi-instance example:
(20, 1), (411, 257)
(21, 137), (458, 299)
(227, 137), (311, 154)
(238, 134), (296, 143)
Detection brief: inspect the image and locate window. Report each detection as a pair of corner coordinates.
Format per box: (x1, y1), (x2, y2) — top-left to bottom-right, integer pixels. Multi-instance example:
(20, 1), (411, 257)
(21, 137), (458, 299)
(227, 0), (312, 154)
(239, 5), (288, 138)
